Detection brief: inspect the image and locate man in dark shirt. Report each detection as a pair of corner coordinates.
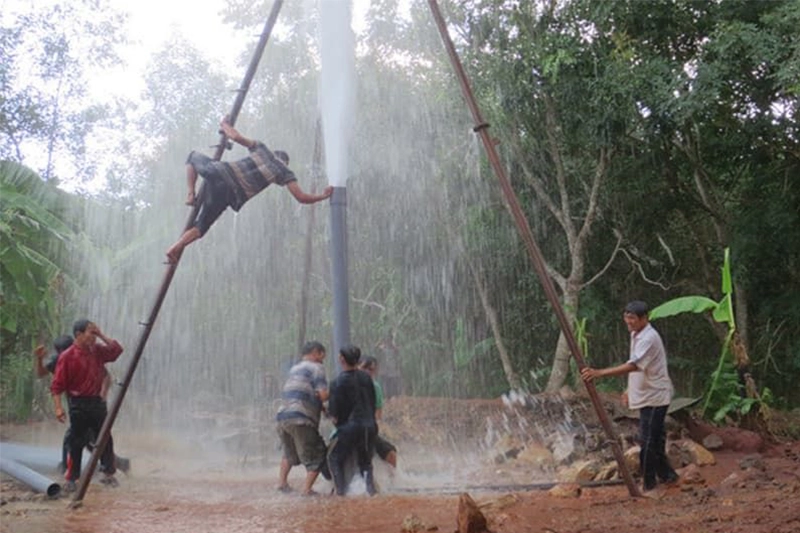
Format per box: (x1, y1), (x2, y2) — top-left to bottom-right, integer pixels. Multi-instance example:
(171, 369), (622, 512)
(166, 117), (334, 263)
(327, 344), (377, 496)
(51, 319), (124, 491)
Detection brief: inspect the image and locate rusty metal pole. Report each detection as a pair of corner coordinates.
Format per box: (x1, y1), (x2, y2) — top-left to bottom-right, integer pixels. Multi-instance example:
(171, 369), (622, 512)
(426, 0), (641, 497)
(71, 0), (285, 505)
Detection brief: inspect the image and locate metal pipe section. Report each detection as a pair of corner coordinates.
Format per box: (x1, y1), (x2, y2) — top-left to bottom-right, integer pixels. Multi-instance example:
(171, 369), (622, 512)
(426, 0), (640, 498)
(72, 0), (286, 505)
(0, 442), (65, 471)
(0, 456), (61, 498)
(329, 186), (350, 361)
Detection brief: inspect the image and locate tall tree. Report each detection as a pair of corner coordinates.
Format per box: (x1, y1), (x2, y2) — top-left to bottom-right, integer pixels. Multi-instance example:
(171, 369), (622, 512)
(0, 0), (127, 184)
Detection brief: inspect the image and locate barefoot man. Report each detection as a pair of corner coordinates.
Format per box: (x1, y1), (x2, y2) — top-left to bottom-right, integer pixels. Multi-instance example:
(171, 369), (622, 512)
(166, 117), (332, 263)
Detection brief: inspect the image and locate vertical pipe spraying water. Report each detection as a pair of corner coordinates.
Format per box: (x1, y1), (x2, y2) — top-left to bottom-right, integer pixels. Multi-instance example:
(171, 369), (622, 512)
(319, 0), (356, 359)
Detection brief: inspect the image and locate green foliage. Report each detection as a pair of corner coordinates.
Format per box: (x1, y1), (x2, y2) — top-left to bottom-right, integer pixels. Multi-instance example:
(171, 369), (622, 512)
(649, 296), (720, 320)
(650, 248), (757, 421)
(0, 162), (74, 339)
(0, 161), (77, 420)
(0, 0), (127, 182)
(0, 352), (34, 421)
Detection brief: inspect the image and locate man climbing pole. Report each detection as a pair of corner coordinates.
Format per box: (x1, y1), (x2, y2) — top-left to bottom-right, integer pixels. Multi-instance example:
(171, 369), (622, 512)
(166, 116), (333, 263)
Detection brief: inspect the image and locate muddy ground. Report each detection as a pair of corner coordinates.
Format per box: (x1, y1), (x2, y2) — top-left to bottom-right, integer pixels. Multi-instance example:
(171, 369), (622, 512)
(1, 395), (799, 533)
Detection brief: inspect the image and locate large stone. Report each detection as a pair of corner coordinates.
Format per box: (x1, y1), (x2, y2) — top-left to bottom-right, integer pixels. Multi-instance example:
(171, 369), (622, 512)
(594, 462), (618, 481)
(677, 463), (705, 485)
(671, 412), (765, 452)
(680, 439), (716, 466)
(457, 493), (489, 533)
(667, 441), (692, 468)
(624, 446), (641, 475)
(557, 459), (601, 483)
(702, 433), (724, 450)
(516, 442), (555, 468)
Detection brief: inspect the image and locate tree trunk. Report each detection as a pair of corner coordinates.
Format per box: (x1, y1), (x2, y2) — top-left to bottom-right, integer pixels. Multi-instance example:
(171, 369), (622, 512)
(469, 261), (522, 391)
(545, 288), (578, 393)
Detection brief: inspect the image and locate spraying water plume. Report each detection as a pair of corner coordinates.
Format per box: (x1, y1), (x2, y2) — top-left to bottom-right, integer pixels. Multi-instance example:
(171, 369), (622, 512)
(318, 0), (356, 188)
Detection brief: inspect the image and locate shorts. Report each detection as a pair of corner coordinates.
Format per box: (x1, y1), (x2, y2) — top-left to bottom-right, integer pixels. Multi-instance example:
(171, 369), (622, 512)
(186, 151), (232, 235)
(277, 422), (327, 472)
(375, 434), (397, 461)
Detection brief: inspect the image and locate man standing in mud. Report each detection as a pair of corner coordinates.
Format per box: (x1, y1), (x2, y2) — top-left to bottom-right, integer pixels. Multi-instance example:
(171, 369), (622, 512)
(275, 341), (330, 496)
(327, 344), (378, 496)
(50, 320), (124, 491)
(581, 300), (679, 495)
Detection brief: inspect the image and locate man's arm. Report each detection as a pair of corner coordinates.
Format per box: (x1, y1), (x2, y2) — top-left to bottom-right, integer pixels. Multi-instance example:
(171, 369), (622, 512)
(90, 324), (124, 362)
(52, 394), (66, 423)
(580, 362), (638, 382)
(33, 345), (49, 378)
(287, 182), (334, 205)
(219, 117), (256, 149)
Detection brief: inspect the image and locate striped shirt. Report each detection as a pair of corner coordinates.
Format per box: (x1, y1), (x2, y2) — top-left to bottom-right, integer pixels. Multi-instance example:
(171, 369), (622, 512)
(276, 359), (327, 427)
(217, 142), (296, 211)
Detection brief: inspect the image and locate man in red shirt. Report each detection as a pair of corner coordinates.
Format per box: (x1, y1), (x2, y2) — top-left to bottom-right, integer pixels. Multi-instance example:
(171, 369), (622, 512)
(51, 319), (124, 491)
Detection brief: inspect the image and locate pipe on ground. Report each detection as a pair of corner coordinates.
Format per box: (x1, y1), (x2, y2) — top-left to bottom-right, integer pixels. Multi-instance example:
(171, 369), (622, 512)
(0, 442), (62, 471)
(0, 456), (61, 497)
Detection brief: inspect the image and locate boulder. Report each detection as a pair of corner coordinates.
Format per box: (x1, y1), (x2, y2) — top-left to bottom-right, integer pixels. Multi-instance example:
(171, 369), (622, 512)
(516, 442), (555, 469)
(624, 446), (641, 475)
(671, 412), (765, 453)
(457, 493), (489, 533)
(702, 433), (724, 450)
(681, 440), (716, 466)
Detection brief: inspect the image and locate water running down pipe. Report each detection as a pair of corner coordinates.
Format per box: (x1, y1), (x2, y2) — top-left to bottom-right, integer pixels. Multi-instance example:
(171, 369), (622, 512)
(0, 456), (61, 498)
(329, 187), (350, 361)
(72, 0), (286, 505)
(426, 0), (641, 498)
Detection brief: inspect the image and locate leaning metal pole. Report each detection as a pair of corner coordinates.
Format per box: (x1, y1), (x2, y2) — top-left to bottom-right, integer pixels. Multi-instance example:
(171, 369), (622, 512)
(329, 187), (350, 361)
(72, 0), (285, 505)
(427, 0), (641, 498)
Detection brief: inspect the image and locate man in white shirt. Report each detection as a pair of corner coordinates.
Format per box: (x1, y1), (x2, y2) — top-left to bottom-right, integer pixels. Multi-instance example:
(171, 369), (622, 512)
(581, 300), (679, 494)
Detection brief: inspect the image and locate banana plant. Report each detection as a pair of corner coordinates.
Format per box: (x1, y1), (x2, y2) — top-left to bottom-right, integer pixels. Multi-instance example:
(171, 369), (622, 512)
(649, 248), (744, 420)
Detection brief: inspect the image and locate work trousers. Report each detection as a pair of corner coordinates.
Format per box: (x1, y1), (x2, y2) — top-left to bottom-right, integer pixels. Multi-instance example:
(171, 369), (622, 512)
(328, 421), (377, 495)
(67, 397), (115, 481)
(639, 405), (678, 490)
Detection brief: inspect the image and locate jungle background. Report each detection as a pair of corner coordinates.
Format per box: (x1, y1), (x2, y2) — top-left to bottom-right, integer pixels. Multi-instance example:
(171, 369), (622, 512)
(1, 0), (799, 435)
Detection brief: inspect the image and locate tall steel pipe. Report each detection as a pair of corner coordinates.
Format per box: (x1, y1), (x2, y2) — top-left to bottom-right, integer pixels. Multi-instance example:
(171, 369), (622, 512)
(329, 186), (350, 361)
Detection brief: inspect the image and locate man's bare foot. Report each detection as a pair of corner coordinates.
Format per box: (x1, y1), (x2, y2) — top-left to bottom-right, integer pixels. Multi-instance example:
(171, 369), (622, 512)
(185, 193), (196, 206)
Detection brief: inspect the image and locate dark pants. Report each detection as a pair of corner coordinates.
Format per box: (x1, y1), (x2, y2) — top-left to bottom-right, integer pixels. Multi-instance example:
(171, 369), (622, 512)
(328, 421), (377, 495)
(187, 152), (232, 235)
(639, 405), (677, 490)
(67, 397), (115, 481)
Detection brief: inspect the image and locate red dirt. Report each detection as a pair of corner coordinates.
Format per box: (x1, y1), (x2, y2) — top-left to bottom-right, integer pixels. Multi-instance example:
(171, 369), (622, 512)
(2, 397), (799, 533)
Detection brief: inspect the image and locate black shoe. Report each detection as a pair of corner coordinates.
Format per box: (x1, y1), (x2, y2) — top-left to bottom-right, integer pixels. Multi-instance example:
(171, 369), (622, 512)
(117, 457), (131, 474)
(62, 480), (77, 493)
(100, 475), (119, 488)
(661, 473), (679, 485)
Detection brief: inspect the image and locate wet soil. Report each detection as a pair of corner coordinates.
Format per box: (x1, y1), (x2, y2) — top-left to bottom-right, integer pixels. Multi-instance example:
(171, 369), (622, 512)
(2, 396), (799, 533)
